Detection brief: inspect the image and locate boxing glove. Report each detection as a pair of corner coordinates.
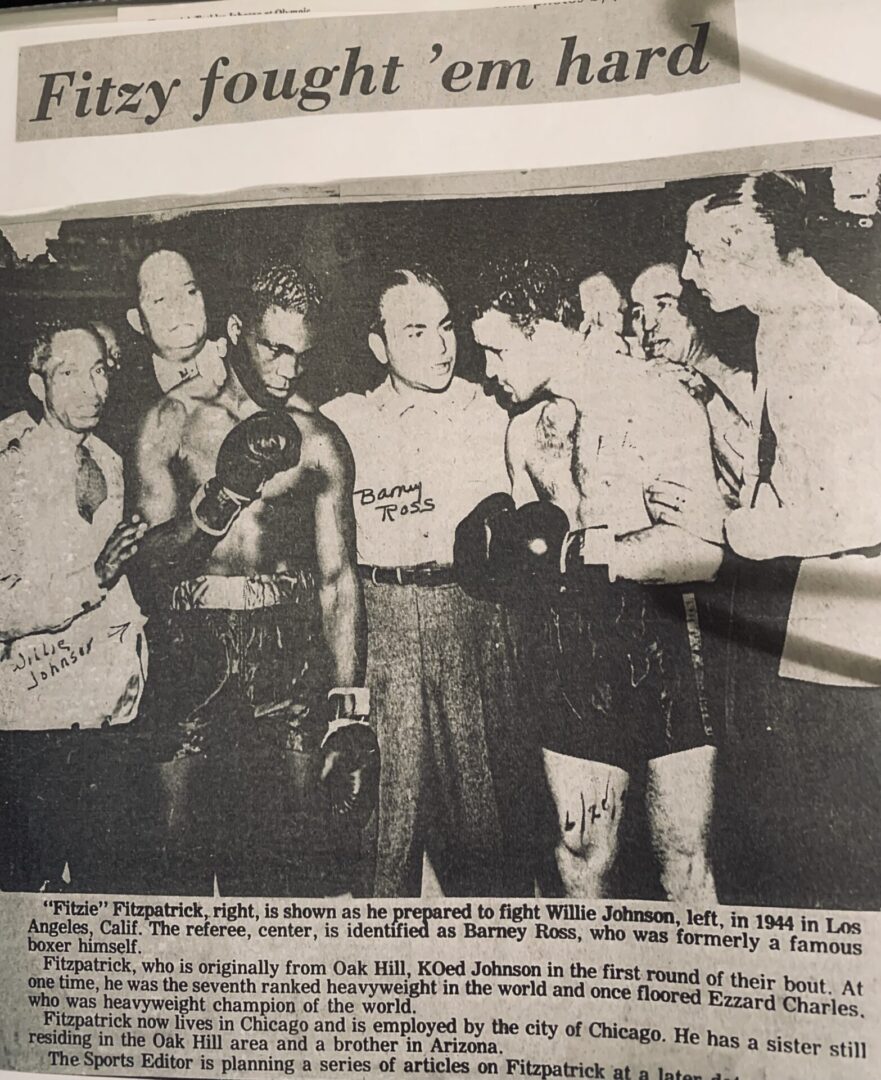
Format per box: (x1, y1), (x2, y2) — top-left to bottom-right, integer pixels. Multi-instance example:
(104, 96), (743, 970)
(455, 495), (571, 598)
(192, 411), (302, 536)
(495, 500), (571, 591)
(320, 721), (380, 827)
(453, 493), (517, 597)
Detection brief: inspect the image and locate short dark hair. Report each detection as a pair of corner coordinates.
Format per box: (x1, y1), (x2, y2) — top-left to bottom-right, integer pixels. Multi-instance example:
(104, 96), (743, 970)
(471, 256), (581, 336)
(371, 267), (449, 336)
(237, 263), (322, 327)
(28, 320), (106, 375)
(703, 171), (807, 258)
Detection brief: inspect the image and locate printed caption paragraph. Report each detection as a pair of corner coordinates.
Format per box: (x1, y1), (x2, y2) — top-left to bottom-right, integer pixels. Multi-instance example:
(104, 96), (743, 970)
(1, 896), (876, 1080)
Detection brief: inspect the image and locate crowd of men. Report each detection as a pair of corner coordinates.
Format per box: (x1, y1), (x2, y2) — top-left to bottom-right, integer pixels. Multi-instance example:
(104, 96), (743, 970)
(1, 168), (879, 908)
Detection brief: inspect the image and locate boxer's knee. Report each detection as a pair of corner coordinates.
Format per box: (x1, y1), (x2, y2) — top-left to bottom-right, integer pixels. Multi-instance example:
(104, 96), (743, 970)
(655, 843), (715, 904)
(542, 750), (629, 893)
(648, 747), (716, 903)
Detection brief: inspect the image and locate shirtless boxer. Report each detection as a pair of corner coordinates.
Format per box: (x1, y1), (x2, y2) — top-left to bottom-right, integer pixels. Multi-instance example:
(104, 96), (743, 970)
(456, 257), (722, 901)
(130, 262), (376, 896)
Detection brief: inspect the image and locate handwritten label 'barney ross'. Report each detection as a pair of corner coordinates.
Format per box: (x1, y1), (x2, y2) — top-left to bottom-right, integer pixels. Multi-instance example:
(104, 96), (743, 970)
(355, 480), (436, 523)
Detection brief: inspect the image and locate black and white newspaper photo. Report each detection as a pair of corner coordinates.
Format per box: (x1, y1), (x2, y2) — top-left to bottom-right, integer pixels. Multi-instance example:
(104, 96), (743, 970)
(0, 1), (879, 1079)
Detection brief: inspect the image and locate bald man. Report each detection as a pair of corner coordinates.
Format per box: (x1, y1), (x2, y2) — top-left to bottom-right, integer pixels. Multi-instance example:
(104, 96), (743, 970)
(100, 250), (227, 460)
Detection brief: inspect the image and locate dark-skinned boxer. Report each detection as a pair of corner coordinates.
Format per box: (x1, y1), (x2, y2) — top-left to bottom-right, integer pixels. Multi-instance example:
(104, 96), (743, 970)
(129, 262), (377, 896)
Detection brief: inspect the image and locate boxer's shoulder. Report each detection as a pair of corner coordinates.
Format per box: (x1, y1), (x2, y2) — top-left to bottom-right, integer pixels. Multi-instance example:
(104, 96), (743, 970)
(142, 391), (189, 432)
(292, 404), (355, 481)
(534, 397), (576, 453)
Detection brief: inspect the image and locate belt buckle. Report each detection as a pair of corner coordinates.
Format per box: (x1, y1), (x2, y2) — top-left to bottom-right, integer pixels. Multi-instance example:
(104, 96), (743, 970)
(371, 566), (381, 587)
(395, 567), (404, 586)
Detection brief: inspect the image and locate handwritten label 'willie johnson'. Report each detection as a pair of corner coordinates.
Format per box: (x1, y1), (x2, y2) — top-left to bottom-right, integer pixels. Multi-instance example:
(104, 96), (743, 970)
(2, 635), (95, 691)
(354, 480), (436, 523)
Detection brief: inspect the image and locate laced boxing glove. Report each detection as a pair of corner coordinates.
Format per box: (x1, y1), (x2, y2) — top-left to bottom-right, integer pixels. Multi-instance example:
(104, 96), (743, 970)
(192, 411), (302, 536)
(320, 690), (380, 828)
(454, 494), (570, 597)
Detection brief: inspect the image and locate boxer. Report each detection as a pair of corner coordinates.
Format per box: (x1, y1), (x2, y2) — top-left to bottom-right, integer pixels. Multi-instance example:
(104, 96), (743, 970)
(456, 256), (722, 902)
(130, 261), (377, 896)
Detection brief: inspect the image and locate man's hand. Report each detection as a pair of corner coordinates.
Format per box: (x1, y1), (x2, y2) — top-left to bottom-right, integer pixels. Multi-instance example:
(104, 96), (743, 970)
(95, 515), (148, 590)
(644, 479), (727, 545)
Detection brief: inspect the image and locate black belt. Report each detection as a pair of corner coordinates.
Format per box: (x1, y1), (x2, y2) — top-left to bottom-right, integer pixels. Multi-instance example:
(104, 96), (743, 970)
(359, 564), (456, 587)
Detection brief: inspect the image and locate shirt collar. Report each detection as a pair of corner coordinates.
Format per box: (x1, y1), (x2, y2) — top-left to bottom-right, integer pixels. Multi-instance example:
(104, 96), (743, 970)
(32, 418), (97, 461)
(152, 338), (227, 395)
(368, 375), (479, 418)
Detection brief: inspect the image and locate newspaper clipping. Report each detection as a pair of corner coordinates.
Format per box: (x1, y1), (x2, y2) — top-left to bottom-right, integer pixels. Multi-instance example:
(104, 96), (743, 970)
(0, 2), (879, 1080)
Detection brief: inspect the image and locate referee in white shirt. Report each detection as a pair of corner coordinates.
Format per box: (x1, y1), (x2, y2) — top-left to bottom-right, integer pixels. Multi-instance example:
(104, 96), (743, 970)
(0, 320), (148, 891)
(323, 269), (538, 896)
(649, 172), (881, 908)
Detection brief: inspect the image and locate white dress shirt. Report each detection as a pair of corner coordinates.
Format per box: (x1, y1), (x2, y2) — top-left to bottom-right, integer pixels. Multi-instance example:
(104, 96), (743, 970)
(723, 260), (881, 686)
(323, 376), (510, 567)
(0, 421), (147, 729)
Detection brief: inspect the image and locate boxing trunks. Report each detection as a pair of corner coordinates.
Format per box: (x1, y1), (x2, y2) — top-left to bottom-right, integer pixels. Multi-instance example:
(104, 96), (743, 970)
(138, 570), (329, 760)
(537, 562), (714, 774)
(136, 571), (346, 896)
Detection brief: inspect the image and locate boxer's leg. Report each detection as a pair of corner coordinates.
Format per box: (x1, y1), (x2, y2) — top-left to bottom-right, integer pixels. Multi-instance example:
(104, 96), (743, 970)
(636, 584), (718, 904)
(542, 748), (629, 898)
(646, 745), (717, 904)
(154, 754), (216, 896)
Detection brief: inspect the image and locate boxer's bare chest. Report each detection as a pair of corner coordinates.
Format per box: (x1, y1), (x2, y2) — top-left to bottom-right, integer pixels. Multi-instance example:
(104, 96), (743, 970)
(524, 389), (645, 531)
(177, 401), (318, 574)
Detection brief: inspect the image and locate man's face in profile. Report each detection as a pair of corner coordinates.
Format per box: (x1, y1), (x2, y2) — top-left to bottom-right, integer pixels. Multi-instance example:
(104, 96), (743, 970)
(681, 200), (777, 313)
(136, 251), (209, 362)
(630, 264), (697, 365)
(471, 308), (549, 405)
(831, 160), (881, 216)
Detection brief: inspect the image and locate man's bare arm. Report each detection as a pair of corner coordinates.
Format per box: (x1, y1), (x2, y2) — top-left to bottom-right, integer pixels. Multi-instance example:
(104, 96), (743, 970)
(610, 522), (723, 584)
(126, 399), (215, 601)
(313, 423), (366, 689)
(505, 412), (539, 506)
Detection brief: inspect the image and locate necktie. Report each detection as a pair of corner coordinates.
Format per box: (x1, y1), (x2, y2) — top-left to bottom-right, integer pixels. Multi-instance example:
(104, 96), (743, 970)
(75, 442), (108, 524)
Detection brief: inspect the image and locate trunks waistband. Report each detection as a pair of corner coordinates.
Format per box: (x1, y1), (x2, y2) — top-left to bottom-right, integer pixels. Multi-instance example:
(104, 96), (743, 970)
(170, 573), (312, 612)
(359, 564), (456, 588)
